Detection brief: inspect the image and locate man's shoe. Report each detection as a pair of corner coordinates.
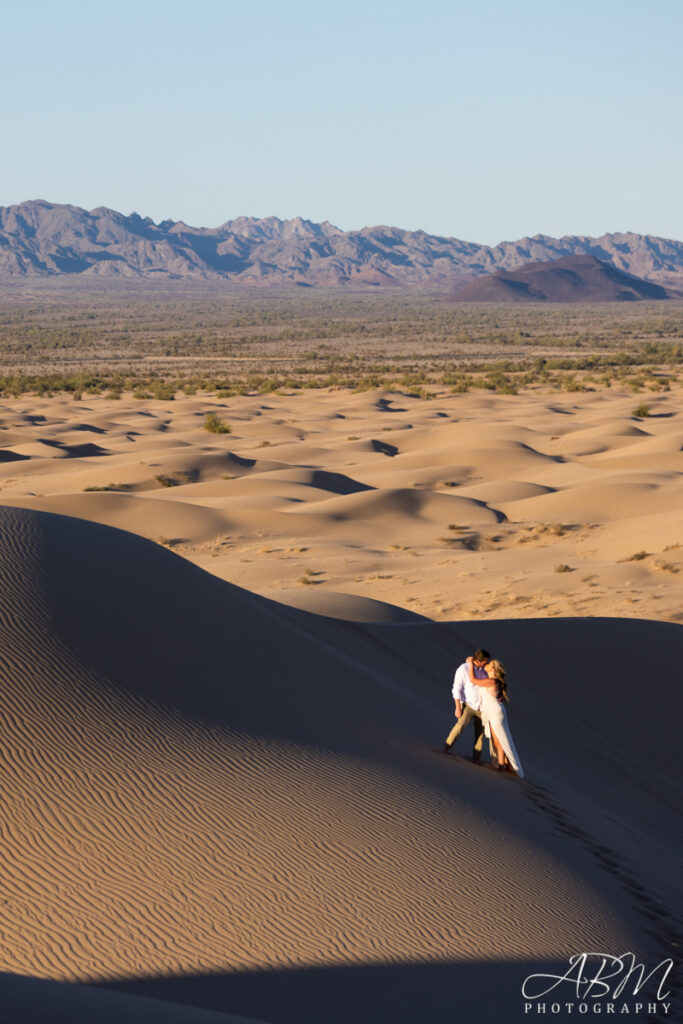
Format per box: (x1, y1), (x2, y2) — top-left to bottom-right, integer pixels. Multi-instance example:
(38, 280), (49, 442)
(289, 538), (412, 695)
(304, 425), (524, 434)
(443, 743), (452, 754)
(472, 756), (481, 765)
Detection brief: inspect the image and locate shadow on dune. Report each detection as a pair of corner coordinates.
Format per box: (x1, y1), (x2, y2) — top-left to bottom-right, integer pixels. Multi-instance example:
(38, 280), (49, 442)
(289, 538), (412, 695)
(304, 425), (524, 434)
(0, 971), (259, 1023)
(0, 449), (30, 462)
(7, 958), (634, 1024)
(70, 422), (108, 434)
(20, 502), (683, 787)
(98, 957), (582, 1024)
(39, 438), (110, 457)
(370, 438), (399, 456)
(28, 504), (683, 910)
(308, 469), (374, 494)
(376, 396), (406, 412)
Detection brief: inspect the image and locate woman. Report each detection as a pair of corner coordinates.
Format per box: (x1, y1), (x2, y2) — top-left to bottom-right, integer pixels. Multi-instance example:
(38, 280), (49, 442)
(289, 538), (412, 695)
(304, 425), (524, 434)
(466, 657), (524, 778)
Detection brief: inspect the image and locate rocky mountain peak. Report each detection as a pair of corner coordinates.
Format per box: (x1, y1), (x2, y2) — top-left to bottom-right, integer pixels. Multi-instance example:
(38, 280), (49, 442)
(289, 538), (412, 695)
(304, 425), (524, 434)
(1, 200), (682, 290)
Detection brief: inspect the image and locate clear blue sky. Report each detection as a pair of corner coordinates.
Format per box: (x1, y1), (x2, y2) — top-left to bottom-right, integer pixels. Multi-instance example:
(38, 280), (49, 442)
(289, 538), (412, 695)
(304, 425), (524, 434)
(3, 0), (682, 244)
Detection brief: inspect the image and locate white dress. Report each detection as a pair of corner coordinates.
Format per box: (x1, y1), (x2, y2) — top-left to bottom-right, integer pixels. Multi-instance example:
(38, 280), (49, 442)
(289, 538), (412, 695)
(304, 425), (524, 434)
(480, 687), (525, 778)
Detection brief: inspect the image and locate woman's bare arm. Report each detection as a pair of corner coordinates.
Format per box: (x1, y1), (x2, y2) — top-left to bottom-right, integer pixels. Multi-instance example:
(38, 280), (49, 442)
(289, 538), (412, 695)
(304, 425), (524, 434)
(466, 660), (497, 688)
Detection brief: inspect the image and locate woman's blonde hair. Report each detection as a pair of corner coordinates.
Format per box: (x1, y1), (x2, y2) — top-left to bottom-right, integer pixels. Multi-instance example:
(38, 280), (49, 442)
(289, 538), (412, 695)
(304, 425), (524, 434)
(487, 659), (508, 701)
(487, 659), (506, 680)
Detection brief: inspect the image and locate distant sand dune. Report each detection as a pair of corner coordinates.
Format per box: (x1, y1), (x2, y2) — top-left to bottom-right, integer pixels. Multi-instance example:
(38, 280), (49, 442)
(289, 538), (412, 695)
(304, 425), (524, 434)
(0, 492), (233, 541)
(501, 478), (683, 522)
(284, 486), (502, 523)
(0, 385), (681, 630)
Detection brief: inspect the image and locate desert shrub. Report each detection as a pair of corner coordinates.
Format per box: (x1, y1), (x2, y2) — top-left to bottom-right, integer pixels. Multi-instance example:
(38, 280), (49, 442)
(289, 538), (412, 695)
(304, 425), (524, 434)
(204, 412), (232, 434)
(632, 403), (650, 417)
(155, 471), (197, 487)
(151, 383), (177, 401)
(84, 483), (132, 492)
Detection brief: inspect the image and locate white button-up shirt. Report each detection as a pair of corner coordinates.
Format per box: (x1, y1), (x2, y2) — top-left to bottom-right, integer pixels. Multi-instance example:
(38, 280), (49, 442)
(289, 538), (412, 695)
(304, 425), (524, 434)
(452, 662), (488, 712)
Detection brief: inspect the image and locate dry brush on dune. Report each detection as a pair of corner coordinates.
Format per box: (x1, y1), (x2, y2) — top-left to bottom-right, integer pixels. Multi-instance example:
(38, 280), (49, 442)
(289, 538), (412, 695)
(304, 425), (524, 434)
(0, 287), (682, 398)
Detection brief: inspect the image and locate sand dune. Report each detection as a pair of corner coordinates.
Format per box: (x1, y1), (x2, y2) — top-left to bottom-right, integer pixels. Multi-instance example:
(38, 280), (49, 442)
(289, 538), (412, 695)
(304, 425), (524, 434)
(0, 385), (680, 626)
(0, 491), (233, 542)
(350, 462), (479, 489)
(259, 588), (431, 622)
(0, 506), (680, 1024)
(285, 486), (502, 523)
(501, 478), (683, 522)
(455, 480), (555, 503)
(374, 442), (557, 474)
(156, 467), (374, 507)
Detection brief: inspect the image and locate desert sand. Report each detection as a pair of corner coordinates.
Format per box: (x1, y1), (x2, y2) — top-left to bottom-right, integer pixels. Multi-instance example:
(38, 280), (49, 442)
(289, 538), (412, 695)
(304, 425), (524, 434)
(0, 383), (681, 623)
(0, 384), (681, 1023)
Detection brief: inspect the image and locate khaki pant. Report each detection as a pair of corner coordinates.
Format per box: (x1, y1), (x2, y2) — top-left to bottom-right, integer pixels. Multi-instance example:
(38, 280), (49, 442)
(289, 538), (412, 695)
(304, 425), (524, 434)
(446, 705), (495, 761)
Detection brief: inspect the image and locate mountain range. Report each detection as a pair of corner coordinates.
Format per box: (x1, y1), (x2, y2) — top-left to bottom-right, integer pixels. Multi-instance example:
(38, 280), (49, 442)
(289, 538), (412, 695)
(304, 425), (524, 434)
(2, 199), (683, 290)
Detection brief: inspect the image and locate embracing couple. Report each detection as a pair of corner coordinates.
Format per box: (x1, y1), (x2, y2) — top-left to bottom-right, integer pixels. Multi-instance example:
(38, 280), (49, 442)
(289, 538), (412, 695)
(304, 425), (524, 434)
(443, 648), (525, 779)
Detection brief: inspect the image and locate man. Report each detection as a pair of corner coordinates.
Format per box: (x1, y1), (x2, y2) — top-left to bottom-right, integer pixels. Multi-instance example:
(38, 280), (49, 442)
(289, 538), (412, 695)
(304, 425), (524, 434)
(443, 648), (496, 764)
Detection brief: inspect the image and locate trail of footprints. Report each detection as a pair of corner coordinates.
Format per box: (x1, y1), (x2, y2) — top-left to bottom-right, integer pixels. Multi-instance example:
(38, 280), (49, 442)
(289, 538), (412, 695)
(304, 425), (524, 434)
(523, 782), (681, 1019)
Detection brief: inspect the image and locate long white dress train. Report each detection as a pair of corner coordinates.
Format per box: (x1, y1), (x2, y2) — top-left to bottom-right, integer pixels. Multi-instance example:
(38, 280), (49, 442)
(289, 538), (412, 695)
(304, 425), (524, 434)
(480, 688), (525, 778)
